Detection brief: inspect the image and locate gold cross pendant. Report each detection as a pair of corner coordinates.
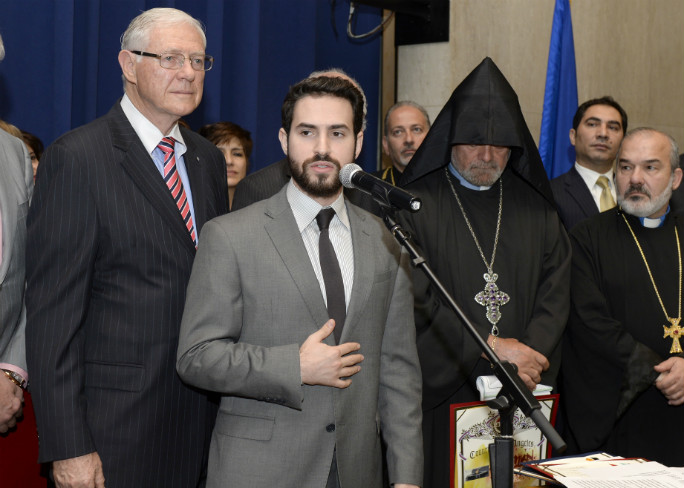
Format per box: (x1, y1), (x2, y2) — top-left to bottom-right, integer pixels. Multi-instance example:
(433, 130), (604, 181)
(663, 318), (683, 354)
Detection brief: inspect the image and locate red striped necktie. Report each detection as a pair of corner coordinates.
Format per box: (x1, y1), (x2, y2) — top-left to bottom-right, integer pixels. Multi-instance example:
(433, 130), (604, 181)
(157, 137), (197, 247)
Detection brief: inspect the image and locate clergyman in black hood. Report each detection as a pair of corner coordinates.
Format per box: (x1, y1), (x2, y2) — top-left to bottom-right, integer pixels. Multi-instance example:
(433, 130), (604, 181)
(398, 57), (570, 488)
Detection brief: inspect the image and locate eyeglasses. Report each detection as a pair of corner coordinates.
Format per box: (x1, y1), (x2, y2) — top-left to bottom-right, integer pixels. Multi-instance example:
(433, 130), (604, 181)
(130, 50), (214, 71)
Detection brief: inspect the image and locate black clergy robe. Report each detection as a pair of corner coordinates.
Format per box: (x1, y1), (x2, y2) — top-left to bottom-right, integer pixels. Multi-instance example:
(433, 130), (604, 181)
(399, 168), (571, 488)
(561, 208), (684, 466)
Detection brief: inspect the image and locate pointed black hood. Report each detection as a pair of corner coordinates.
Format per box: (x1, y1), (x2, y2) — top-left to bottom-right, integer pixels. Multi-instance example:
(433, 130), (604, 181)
(399, 57), (553, 204)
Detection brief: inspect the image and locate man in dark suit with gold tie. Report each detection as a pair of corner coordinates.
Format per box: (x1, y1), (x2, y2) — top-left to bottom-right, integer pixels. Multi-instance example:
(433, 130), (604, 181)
(25, 8), (228, 488)
(550, 96), (628, 230)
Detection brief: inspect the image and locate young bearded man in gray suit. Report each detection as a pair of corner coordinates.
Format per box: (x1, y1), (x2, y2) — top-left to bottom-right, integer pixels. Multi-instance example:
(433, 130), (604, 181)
(0, 37), (33, 430)
(177, 76), (423, 488)
(26, 9), (228, 488)
(231, 69), (376, 215)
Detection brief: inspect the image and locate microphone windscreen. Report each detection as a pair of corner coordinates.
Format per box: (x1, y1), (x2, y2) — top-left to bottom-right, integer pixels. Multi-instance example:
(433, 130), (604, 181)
(339, 163), (362, 189)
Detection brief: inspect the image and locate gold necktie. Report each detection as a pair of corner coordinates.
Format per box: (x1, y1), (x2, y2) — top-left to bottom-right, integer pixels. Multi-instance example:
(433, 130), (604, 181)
(596, 175), (616, 211)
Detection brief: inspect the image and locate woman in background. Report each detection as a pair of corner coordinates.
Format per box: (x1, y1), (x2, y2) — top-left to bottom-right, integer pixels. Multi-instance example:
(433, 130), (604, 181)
(199, 121), (252, 210)
(21, 130), (43, 180)
(0, 121), (43, 181)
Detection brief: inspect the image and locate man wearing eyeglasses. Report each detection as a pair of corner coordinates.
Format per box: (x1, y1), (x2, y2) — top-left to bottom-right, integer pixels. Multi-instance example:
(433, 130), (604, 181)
(25, 8), (228, 488)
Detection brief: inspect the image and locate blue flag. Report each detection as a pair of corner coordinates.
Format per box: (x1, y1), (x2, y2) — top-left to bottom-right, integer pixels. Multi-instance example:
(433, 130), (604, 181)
(539, 0), (578, 179)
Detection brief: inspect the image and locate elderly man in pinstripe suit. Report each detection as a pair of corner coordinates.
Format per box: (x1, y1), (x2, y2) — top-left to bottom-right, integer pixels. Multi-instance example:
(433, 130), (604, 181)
(25, 8), (228, 488)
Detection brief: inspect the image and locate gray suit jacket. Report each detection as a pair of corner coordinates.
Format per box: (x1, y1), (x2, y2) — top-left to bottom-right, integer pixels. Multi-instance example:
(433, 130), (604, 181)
(177, 186), (423, 488)
(0, 130), (32, 373)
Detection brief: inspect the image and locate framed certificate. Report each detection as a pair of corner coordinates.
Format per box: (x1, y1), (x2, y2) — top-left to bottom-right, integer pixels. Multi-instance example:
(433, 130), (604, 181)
(449, 394), (559, 488)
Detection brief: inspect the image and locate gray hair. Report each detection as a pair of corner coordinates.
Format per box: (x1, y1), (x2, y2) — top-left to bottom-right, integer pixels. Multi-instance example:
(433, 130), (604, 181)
(308, 67), (367, 132)
(383, 100), (431, 137)
(0, 34), (5, 61)
(620, 127), (680, 172)
(120, 8), (206, 51)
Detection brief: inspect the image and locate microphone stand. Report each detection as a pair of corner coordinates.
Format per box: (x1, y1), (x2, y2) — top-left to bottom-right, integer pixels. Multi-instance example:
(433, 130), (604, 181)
(379, 205), (566, 488)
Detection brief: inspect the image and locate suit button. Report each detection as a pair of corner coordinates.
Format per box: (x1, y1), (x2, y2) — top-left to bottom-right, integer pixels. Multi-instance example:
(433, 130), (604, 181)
(325, 423), (335, 433)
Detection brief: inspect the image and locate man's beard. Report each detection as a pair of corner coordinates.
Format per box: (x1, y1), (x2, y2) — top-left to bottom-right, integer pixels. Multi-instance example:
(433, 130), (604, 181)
(459, 160), (504, 187)
(289, 153), (344, 199)
(617, 177), (674, 218)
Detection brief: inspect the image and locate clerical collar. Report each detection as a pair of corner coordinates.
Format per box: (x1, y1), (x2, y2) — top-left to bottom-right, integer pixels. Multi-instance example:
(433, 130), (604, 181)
(448, 162), (493, 191)
(637, 206), (670, 228)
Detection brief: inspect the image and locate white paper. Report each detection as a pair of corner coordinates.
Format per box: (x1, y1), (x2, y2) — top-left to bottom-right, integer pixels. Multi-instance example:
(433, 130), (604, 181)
(476, 375), (553, 401)
(555, 461), (684, 487)
(562, 479), (682, 488)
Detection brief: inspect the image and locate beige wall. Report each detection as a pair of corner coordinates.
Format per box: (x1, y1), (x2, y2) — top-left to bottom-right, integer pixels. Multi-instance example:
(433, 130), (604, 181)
(394, 0), (684, 152)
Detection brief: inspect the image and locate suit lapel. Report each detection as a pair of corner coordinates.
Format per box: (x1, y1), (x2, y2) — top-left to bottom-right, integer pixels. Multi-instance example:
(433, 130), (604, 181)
(342, 205), (375, 342)
(263, 189), (331, 338)
(108, 104), (196, 255)
(566, 167), (599, 216)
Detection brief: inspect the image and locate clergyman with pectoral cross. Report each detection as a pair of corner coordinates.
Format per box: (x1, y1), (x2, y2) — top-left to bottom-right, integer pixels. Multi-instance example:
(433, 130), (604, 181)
(561, 127), (684, 466)
(397, 57), (572, 488)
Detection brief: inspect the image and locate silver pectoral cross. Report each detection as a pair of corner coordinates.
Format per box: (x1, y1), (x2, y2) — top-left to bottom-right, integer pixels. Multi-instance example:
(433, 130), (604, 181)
(475, 272), (510, 327)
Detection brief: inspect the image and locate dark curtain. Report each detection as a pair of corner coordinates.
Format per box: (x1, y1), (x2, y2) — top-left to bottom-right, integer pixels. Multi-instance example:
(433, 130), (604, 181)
(0, 0), (382, 172)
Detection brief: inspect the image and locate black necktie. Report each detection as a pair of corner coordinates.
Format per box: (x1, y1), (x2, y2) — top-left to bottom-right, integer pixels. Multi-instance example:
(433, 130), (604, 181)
(316, 208), (346, 343)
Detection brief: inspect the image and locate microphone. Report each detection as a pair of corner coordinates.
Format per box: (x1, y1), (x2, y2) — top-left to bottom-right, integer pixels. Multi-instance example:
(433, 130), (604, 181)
(339, 164), (421, 212)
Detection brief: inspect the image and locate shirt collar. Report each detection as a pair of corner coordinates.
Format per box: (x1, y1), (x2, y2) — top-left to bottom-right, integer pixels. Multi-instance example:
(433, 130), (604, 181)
(574, 162), (614, 191)
(448, 161), (493, 191)
(120, 94), (186, 156)
(286, 180), (350, 233)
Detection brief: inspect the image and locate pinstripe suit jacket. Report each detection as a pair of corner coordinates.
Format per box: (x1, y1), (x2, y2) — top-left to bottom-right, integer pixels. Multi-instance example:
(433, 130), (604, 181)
(0, 130), (32, 373)
(550, 166), (599, 231)
(25, 102), (229, 488)
(177, 187), (423, 488)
